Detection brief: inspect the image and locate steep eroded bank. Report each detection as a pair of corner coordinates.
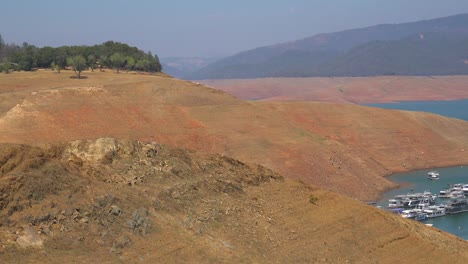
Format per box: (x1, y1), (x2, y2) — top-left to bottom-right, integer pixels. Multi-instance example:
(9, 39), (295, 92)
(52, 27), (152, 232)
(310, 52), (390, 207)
(1, 139), (468, 263)
(1, 71), (468, 200)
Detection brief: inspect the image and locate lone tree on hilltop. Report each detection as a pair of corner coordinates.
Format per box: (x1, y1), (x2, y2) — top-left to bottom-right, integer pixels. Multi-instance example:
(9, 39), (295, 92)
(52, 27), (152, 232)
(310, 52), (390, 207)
(67, 55), (87, 78)
(109, 52), (124, 73)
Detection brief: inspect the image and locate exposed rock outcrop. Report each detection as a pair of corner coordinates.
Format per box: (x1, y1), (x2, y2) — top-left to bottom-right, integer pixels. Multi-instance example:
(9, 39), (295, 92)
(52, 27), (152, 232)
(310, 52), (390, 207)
(1, 139), (468, 263)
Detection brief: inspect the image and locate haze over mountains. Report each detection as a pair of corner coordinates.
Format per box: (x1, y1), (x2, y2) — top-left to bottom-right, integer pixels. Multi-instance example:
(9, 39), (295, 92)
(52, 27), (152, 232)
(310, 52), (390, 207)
(188, 13), (468, 79)
(161, 57), (219, 79)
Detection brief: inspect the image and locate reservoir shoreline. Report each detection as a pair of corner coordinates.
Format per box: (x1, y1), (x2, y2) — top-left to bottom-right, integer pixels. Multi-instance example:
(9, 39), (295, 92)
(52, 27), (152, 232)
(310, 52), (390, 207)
(366, 98), (468, 201)
(370, 99), (468, 240)
(375, 163), (468, 202)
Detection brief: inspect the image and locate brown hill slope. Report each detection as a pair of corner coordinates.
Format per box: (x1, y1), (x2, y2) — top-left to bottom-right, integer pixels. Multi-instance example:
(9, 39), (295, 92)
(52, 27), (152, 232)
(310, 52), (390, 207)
(1, 71), (468, 200)
(1, 139), (468, 263)
(200, 76), (468, 103)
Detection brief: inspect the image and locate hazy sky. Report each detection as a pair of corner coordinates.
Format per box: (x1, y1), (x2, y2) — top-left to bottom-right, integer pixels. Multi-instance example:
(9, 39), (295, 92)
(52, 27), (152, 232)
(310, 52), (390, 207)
(1, 0), (468, 58)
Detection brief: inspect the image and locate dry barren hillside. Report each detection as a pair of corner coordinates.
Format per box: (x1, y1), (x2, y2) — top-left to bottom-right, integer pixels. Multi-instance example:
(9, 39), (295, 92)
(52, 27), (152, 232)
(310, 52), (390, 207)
(200, 76), (468, 103)
(1, 71), (468, 200)
(1, 139), (468, 263)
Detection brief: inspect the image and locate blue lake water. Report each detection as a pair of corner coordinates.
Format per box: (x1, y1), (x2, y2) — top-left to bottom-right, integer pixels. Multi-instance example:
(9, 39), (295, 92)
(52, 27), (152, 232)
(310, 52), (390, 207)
(366, 99), (468, 121)
(369, 99), (468, 239)
(376, 167), (468, 240)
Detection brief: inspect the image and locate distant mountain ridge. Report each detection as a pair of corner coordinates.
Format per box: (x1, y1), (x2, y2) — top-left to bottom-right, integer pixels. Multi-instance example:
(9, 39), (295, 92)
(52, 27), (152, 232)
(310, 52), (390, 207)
(161, 56), (220, 78)
(190, 13), (468, 79)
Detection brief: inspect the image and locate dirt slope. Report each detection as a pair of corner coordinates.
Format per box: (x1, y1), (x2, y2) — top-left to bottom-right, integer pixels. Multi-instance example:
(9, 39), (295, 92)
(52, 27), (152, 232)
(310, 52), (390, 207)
(200, 76), (468, 103)
(1, 71), (468, 200)
(1, 139), (468, 263)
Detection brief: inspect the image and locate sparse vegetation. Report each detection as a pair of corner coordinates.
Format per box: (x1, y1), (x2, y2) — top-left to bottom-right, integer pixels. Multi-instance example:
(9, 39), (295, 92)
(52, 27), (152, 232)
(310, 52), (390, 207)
(309, 194), (319, 205)
(50, 61), (61, 73)
(67, 55), (87, 78)
(338, 86), (344, 93)
(128, 208), (152, 236)
(1, 130), (468, 262)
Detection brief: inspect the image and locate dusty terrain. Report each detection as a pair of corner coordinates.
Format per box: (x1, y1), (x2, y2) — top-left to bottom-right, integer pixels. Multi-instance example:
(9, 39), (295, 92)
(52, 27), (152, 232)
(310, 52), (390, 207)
(1, 70), (468, 262)
(1, 71), (468, 201)
(1, 139), (468, 263)
(200, 76), (468, 103)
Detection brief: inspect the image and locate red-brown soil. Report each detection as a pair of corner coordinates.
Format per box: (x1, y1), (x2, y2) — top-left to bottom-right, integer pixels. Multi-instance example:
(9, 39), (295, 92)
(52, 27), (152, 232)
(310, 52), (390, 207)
(1, 139), (468, 263)
(200, 76), (468, 103)
(1, 71), (468, 262)
(1, 71), (468, 201)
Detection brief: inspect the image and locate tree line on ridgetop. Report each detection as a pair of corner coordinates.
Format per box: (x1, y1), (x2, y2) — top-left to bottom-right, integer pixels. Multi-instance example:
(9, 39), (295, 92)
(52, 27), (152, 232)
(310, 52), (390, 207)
(0, 35), (162, 78)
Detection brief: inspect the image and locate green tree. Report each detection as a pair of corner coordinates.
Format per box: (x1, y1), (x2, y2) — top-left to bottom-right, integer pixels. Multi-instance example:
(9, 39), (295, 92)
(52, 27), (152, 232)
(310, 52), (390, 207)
(67, 55), (87, 78)
(0, 34), (4, 62)
(135, 59), (150, 71)
(1, 40), (162, 73)
(125, 56), (135, 72)
(1, 62), (12, 73)
(34, 46), (55, 68)
(54, 48), (68, 70)
(50, 61), (61, 73)
(152, 53), (162, 72)
(109, 52), (124, 73)
(11, 50), (34, 71)
(147, 52), (162, 72)
(98, 54), (108, 72)
(87, 54), (96, 72)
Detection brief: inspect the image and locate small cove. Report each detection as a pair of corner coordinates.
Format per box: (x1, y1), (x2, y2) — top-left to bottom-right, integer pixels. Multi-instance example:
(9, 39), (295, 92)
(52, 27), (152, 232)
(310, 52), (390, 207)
(376, 166), (468, 240)
(368, 99), (468, 239)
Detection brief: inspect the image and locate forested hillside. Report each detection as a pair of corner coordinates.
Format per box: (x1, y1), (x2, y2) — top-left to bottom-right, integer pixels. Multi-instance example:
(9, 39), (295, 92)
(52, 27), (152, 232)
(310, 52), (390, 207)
(312, 32), (468, 77)
(190, 13), (468, 79)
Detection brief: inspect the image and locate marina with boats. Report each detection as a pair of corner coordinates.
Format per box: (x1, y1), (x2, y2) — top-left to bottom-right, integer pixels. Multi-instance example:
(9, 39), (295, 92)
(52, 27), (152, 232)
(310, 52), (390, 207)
(385, 171), (468, 221)
(370, 99), (468, 240)
(387, 188), (468, 221)
(377, 166), (468, 240)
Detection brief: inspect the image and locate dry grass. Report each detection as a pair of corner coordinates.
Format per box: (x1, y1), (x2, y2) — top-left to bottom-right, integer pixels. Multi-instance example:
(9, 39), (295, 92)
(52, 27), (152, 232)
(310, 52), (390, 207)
(0, 71), (468, 201)
(200, 76), (468, 103)
(1, 139), (468, 263)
